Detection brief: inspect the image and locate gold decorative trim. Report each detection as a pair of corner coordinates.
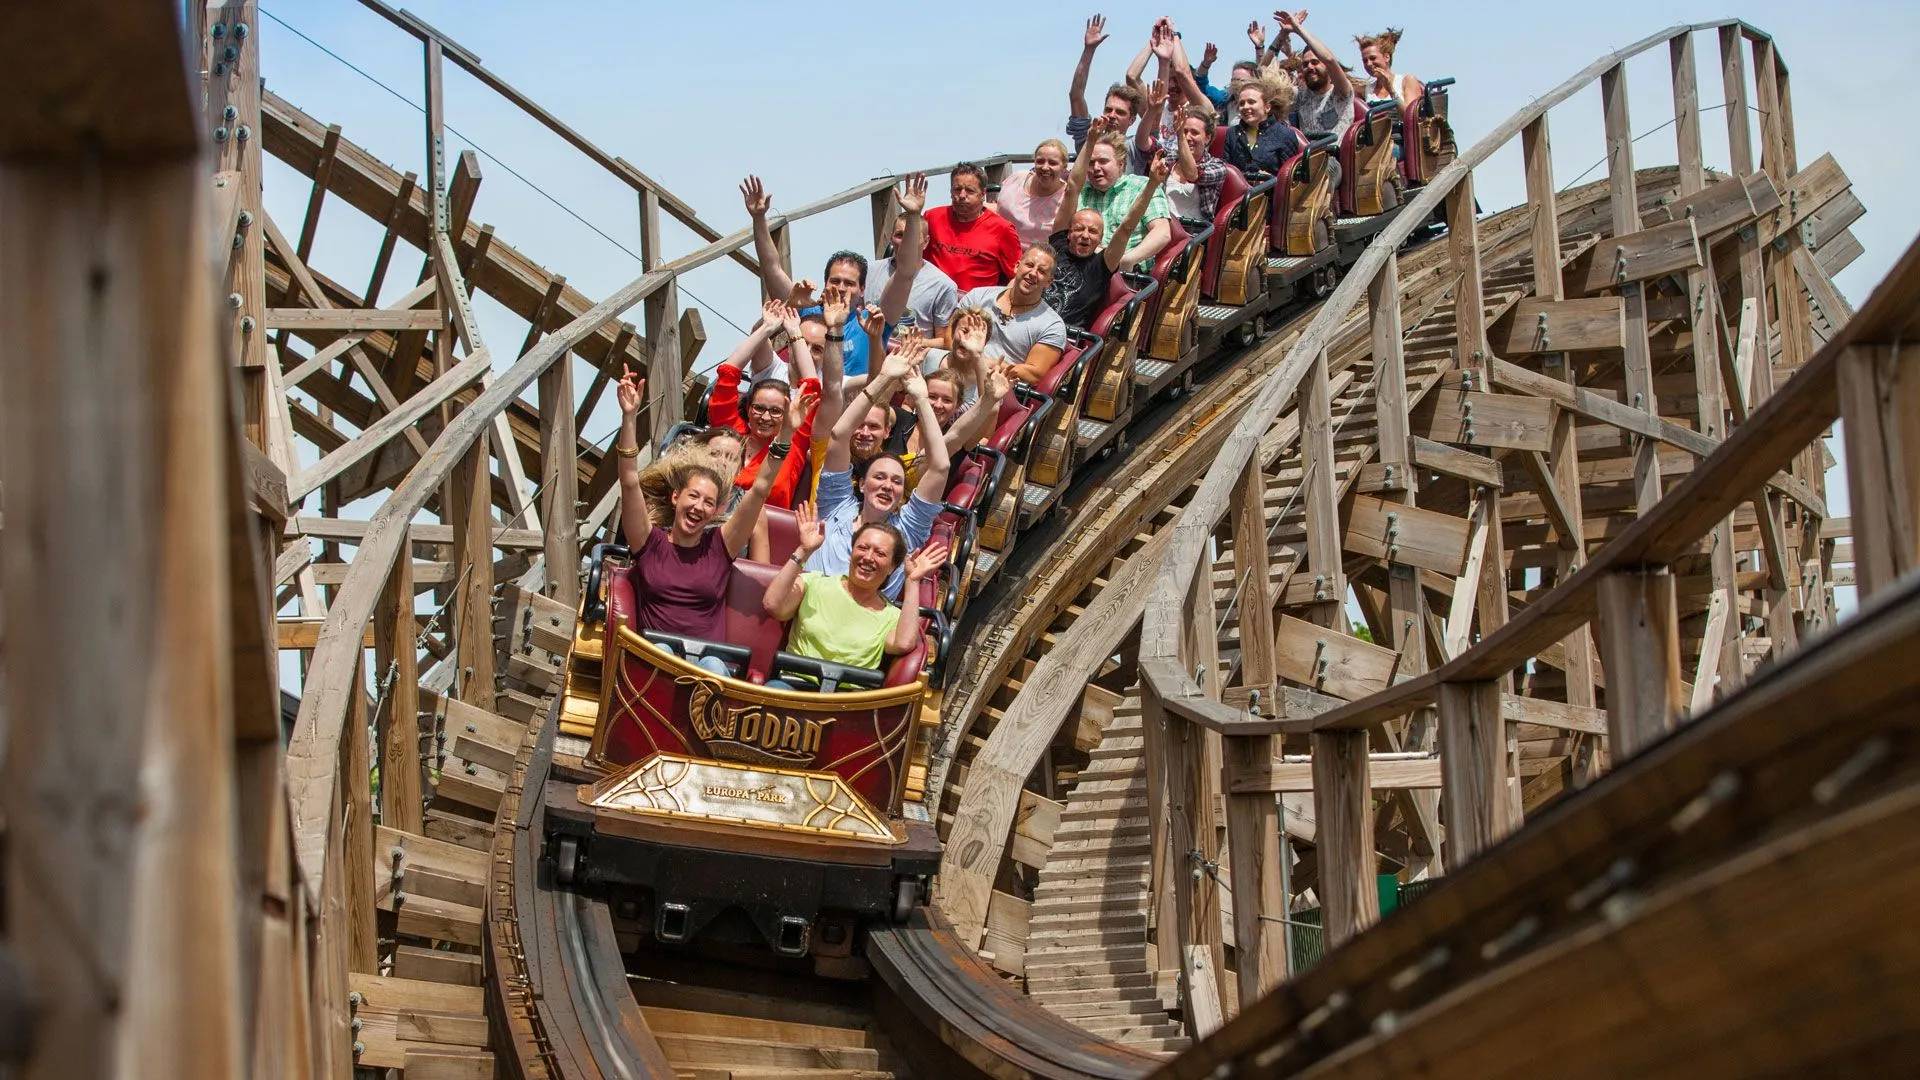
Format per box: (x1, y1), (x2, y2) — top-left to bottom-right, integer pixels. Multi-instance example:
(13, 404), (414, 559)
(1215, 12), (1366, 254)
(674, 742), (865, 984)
(582, 753), (897, 843)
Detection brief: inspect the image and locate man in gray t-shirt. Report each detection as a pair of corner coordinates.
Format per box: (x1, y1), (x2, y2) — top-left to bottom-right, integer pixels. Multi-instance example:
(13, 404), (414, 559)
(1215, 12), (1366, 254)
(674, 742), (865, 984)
(1278, 11), (1355, 141)
(956, 281), (1068, 386)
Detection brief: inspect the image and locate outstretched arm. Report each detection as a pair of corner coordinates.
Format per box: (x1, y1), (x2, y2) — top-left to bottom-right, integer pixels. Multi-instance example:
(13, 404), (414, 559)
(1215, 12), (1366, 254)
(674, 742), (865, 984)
(1105, 155), (1169, 271)
(879, 174), (927, 325)
(944, 368), (1010, 455)
(1052, 118), (1104, 234)
(1276, 10), (1351, 99)
(724, 299), (787, 372)
(1136, 76), (1168, 158)
(614, 368), (653, 548)
(1068, 14), (1108, 118)
(885, 545), (947, 654)
(1120, 215), (1171, 269)
(763, 502), (824, 621)
(1167, 29), (1215, 122)
(741, 175), (796, 301)
(905, 374), (952, 502)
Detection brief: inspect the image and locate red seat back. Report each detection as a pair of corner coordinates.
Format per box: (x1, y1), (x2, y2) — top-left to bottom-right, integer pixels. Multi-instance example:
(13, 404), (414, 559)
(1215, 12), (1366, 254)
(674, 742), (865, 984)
(1136, 215), (1191, 349)
(1201, 164), (1250, 299)
(1337, 100), (1367, 215)
(1266, 126), (1312, 255)
(762, 505), (800, 565)
(723, 560), (790, 683)
(986, 390), (1036, 453)
(1209, 126), (1227, 159)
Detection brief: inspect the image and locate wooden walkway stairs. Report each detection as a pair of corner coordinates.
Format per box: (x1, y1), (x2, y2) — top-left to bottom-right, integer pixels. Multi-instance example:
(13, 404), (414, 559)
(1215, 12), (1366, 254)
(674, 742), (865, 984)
(1025, 693), (1189, 1054)
(352, 583), (574, 1078)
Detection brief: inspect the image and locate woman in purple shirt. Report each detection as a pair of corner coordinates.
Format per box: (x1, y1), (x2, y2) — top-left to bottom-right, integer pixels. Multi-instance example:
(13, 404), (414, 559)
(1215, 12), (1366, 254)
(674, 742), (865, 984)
(614, 367), (781, 674)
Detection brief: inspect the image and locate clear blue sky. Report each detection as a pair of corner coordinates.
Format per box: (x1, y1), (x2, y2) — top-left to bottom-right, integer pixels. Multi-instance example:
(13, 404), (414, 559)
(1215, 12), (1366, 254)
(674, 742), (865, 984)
(258, 0), (1907, 545)
(259, 0), (1914, 375)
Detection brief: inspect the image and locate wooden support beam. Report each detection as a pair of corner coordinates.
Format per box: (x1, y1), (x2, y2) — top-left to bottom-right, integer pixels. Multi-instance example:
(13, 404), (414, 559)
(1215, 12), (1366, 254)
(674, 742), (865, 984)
(1838, 345), (1919, 599)
(1172, 542), (1228, 1033)
(376, 552), (423, 833)
(1447, 172), (1487, 374)
(1224, 457), (1284, 1003)
(1443, 492), (1491, 658)
(449, 439), (496, 707)
(1301, 348), (1344, 608)
(366, 171), (419, 304)
(1, 131), (246, 1080)
(1410, 436), (1504, 490)
(343, 660), (378, 974)
(1720, 26), (1755, 175)
(1602, 61), (1664, 515)
(296, 122), (342, 263)
(266, 307), (445, 332)
(1372, 254), (1412, 489)
(540, 351), (582, 607)
(1596, 568), (1683, 759)
(1438, 679), (1505, 866)
(1308, 730), (1376, 947)
(645, 279), (686, 439)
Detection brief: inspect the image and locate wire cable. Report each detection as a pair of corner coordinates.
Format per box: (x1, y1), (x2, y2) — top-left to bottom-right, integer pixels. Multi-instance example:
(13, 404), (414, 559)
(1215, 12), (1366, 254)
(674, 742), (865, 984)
(259, 6), (751, 336)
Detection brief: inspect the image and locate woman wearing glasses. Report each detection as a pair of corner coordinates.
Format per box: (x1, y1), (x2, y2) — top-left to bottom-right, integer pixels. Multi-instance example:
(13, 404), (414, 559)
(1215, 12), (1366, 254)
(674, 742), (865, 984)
(706, 299), (820, 508)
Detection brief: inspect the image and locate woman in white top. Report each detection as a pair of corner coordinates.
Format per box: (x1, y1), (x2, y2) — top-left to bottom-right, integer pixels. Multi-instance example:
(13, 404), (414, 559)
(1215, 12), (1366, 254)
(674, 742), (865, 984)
(1356, 28), (1423, 110)
(990, 139), (1071, 249)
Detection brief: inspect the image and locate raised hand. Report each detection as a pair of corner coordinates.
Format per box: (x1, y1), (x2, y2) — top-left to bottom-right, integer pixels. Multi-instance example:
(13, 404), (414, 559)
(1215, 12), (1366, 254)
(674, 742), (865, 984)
(903, 373), (929, 405)
(779, 302), (804, 340)
(878, 344), (915, 383)
(1247, 19), (1266, 51)
(794, 501), (825, 554)
(740, 175), (770, 218)
(1274, 9), (1307, 32)
(1146, 78), (1169, 112)
(787, 385), (820, 435)
(898, 331), (930, 372)
(954, 315), (989, 359)
(1087, 115), (1112, 140)
(904, 542), (950, 582)
(822, 284), (850, 329)
(1150, 21), (1175, 60)
(760, 298), (791, 331)
(897, 172), (928, 216)
(786, 278), (818, 311)
(1148, 150), (1172, 184)
(1201, 41), (1218, 68)
(856, 303), (885, 341)
(616, 364), (646, 417)
(1083, 14), (1108, 49)
(987, 366), (1012, 402)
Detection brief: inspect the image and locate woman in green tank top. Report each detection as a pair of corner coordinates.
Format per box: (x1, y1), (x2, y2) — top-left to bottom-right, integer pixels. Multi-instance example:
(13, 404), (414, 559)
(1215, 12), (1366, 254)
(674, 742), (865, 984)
(761, 510), (946, 689)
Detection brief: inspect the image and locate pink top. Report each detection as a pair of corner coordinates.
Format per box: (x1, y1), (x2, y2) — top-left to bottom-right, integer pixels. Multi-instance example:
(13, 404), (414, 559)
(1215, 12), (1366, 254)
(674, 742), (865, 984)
(994, 169), (1068, 249)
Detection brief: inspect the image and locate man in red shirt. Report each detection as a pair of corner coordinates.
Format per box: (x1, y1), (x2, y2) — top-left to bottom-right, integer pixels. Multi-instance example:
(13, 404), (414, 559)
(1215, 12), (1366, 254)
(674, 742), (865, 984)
(925, 163), (1023, 292)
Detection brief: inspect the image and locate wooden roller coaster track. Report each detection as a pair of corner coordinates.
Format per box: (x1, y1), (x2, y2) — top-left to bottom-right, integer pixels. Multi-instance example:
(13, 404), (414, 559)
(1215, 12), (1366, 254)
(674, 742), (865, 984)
(0, 4), (1913, 1079)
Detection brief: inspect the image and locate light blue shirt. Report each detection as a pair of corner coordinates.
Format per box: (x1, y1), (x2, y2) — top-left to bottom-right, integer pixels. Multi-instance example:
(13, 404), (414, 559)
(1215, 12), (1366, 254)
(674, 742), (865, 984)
(807, 468), (937, 601)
